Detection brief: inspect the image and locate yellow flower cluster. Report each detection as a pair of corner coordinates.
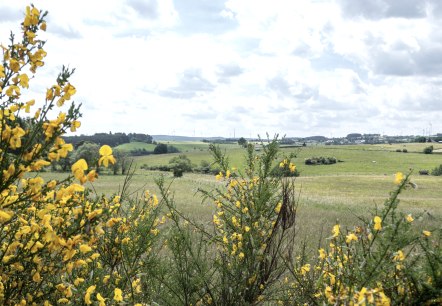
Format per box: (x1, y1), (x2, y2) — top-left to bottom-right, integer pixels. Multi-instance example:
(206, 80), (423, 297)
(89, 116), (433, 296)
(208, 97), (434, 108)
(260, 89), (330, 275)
(0, 6), (165, 304)
(279, 159), (296, 173)
(209, 160), (289, 303)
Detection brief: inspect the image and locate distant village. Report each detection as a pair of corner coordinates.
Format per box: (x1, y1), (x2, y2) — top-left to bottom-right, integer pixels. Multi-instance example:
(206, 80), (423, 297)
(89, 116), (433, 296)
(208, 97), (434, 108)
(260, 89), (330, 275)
(277, 133), (442, 146)
(208, 133), (442, 146)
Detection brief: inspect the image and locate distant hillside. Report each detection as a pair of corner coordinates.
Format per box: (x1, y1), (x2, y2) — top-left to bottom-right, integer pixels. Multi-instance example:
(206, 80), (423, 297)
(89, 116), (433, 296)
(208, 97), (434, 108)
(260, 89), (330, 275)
(152, 135), (225, 142)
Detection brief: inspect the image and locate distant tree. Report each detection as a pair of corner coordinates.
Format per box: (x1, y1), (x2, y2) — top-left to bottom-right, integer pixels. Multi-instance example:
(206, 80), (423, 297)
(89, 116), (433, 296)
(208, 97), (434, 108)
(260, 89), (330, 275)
(169, 154), (193, 177)
(154, 143), (168, 154)
(415, 136), (427, 143)
(129, 148), (152, 156)
(110, 149), (132, 175)
(71, 142), (100, 169)
(128, 133), (153, 143)
(196, 160), (211, 174)
(431, 164), (442, 176)
(167, 145), (180, 153)
(63, 132), (131, 147)
(423, 145), (434, 154)
(55, 155), (73, 172)
(238, 137), (248, 147)
(50, 152), (73, 172)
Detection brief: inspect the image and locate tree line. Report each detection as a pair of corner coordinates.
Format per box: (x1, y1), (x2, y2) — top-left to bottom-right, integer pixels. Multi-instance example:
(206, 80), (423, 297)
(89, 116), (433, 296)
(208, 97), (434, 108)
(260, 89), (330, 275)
(63, 132), (153, 147)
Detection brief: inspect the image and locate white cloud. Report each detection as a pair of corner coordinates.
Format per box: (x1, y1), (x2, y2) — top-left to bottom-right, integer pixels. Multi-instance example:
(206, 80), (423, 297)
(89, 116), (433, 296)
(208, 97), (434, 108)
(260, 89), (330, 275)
(1, 0), (442, 137)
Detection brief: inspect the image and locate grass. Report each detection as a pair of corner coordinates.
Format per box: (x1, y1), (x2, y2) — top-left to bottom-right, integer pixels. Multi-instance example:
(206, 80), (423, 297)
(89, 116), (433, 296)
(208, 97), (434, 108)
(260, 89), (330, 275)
(284, 145), (442, 176)
(115, 141), (238, 154)
(114, 142), (156, 152)
(133, 143), (442, 176)
(133, 145), (246, 169)
(39, 141), (442, 246)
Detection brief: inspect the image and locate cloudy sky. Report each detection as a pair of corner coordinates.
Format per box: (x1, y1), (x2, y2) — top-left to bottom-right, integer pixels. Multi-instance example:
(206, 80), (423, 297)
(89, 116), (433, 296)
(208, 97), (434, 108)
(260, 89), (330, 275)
(1, 0), (442, 138)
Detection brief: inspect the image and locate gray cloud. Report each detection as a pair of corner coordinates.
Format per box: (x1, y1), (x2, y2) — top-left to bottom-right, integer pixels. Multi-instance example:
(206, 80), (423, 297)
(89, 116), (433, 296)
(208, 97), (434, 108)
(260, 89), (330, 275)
(371, 44), (442, 77)
(159, 69), (215, 99)
(268, 76), (291, 98)
(339, 0), (387, 19)
(292, 42), (313, 57)
(0, 6), (22, 22)
(294, 85), (319, 100)
(401, 85), (442, 111)
(373, 51), (414, 76)
(339, 0), (426, 19)
(385, 0), (427, 18)
(413, 46), (442, 76)
(216, 63), (243, 83)
(48, 24), (82, 39)
(280, 105), (383, 136)
(429, 1), (442, 17)
(127, 0), (159, 19)
(267, 76), (318, 101)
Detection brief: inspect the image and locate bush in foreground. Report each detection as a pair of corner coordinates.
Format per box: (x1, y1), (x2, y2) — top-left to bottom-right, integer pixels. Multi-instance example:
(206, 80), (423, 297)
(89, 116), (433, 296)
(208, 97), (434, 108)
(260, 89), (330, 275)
(285, 172), (442, 305)
(0, 7), (163, 304)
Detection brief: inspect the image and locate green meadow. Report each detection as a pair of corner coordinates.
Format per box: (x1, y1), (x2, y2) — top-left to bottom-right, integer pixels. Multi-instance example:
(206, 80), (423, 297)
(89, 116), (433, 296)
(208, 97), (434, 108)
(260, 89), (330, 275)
(41, 142), (442, 241)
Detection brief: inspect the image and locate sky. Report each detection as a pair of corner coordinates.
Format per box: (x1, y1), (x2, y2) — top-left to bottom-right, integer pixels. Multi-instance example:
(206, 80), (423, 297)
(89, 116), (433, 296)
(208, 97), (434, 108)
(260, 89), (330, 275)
(1, 0), (442, 138)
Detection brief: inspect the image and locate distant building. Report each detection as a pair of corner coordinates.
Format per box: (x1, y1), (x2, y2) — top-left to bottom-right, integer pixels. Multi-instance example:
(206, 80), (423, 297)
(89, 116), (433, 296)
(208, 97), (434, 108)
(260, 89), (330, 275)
(346, 133), (362, 140)
(303, 136), (327, 142)
(363, 134), (381, 144)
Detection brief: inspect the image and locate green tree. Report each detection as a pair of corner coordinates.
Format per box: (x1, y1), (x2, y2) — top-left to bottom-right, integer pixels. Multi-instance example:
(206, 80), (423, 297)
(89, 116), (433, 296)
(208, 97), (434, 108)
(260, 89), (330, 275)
(169, 154), (193, 177)
(71, 142), (100, 168)
(238, 137), (248, 147)
(110, 149), (131, 175)
(423, 145), (434, 154)
(153, 143), (168, 154)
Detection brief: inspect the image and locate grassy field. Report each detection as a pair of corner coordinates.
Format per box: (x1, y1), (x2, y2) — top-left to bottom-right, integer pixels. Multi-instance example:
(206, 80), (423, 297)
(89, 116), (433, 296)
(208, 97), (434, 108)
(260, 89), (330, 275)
(286, 144), (442, 175)
(114, 142), (157, 152)
(115, 140), (237, 154)
(39, 141), (442, 244)
(133, 144), (245, 168)
(133, 142), (442, 175)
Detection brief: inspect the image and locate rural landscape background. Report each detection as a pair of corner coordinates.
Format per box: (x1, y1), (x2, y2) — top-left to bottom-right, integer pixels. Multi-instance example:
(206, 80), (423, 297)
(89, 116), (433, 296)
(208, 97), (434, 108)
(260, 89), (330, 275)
(2, 1), (442, 305)
(56, 133), (442, 240)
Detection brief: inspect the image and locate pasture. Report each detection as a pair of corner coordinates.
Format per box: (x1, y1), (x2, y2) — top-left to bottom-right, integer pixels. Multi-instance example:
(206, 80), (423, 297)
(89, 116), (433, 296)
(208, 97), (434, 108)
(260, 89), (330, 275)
(41, 141), (442, 243)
